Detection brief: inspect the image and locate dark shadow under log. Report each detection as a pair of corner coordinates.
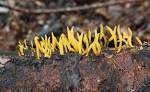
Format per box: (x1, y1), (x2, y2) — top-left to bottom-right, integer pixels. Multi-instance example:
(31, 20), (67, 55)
(0, 45), (150, 92)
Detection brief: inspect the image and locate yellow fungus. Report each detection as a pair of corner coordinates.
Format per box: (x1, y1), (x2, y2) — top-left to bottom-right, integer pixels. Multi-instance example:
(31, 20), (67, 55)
(107, 26), (117, 48)
(58, 37), (64, 55)
(86, 41), (101, 56)
(18, 25), (143, 59)
(51, 33), (58, 52)
(78, 32), (84, 54)
(99, 24), (107, 48)
(88, 30), (92, 44)
(82, 34), (89, 55)
(24, 40), (28, 49)
(122, 32), (129, 47)
(86, 30), (101, 56)
(34, 36), (41, 59)
(60, 34), (68, 52)
(30, 41), (35, 56)
(62, 34), (75, 52)
(18, 41), (25, 56)
(136, 36), (142, 46)
(127, 27), (134, 47)
(67, 27), (79, 52)
(117, 25), (123, 53)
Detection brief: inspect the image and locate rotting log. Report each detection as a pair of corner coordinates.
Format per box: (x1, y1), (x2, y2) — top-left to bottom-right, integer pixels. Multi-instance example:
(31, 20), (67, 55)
(0, 45), (150, 92)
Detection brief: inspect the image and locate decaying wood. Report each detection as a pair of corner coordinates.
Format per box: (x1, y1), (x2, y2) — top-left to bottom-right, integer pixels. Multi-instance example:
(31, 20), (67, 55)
(0, 45), (150, 92)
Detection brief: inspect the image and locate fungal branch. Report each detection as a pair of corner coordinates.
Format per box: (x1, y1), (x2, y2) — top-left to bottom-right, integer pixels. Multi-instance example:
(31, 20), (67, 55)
(18, 24), (143, 59)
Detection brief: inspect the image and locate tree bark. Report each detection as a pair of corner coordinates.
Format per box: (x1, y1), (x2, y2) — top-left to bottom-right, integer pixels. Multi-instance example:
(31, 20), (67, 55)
(0, 45), (150, 92)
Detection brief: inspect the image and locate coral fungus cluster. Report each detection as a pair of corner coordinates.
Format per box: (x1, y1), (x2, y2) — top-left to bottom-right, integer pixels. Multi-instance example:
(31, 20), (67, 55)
(18, 24), (142, 59)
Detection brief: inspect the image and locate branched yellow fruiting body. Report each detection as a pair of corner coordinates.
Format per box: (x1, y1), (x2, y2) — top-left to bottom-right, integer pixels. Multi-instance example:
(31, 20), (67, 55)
(78, 32), (84, 54)
(127, 27), (134, 47)
(123, 32), (129, 46)
(67, 27), (79, 52)
(107, 26), (117, 48)
(58, 37), (64, 55)
(82, 34), (89, 55)
(136, 36), (143, 46)
(60, 34), (67, 53)
(24, 40), (28, 49)
(34, 35), (52, 59)
(86, 30), (101, 56)
(62, 34), (75, 52)
(34, 36), (41, 59)
(51, 33), (58, 52)
(117, 25), (123, 53)
(18, 25), (143, 59)
(30, 41), (35, 56)
(88, 30), (92, 44)
(41, 35), (51, 58)
(136, 36), (143, 50)
(99, 24), (107, 48)
(18, 40), (28, 56)
(18, 41), (25, 56)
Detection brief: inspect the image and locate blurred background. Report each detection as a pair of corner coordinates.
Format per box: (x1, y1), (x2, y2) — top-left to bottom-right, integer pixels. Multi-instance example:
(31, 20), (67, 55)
(0, 0), (149, 52)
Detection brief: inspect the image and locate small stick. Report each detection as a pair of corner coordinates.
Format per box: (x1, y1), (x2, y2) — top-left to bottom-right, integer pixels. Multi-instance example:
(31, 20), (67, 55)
(0, 0), (148, 14)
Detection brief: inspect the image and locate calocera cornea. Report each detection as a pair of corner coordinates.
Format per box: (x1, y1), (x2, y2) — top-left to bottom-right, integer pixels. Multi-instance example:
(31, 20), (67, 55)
(18, 40), (28, 56)
(18, 25), (143, 59)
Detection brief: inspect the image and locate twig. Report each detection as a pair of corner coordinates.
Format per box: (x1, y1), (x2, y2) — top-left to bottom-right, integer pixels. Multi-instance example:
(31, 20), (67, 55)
(0, 0), (148, 14)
